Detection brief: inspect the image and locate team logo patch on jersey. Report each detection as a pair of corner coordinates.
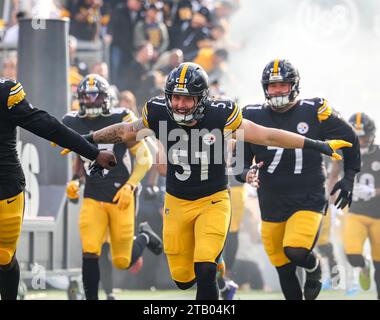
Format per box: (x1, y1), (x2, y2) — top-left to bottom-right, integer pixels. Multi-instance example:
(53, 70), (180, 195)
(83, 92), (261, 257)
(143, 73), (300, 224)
(371, 161), (380, 172)
(203, 133), (216, 145)
(297, 122), (309, 134)
(165, 208), (170, 215)
(114, 182), (122, 188)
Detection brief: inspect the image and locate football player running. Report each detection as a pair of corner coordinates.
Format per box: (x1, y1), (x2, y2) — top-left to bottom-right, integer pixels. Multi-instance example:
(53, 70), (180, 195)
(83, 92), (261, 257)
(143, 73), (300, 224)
(63, 74), (162, 300)
(342, 113), (380, 299)
(0, 78), (116, 300)
(236, 59), (361, 300)
(61, 62), (353, 300)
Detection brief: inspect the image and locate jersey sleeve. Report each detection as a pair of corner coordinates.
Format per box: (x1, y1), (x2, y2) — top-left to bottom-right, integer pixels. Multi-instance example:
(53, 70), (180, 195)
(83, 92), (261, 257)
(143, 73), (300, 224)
(316, 98), (361, 173)
(122, 109), (139, 123)
(224, 101), (243, 133)
(2, 80), (100, 161)
(141, 97), (166, 137)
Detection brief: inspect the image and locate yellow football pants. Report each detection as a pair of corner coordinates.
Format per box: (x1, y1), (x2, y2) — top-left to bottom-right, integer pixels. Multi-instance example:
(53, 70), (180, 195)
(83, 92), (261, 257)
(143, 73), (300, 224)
(79, 197), (135, 269)
(261, 210), (323, 267)
(163, 190), (231, 283)
(317, 208), (331, 246)
(343, 213), (380, 262)
(0, 192), (24, 266)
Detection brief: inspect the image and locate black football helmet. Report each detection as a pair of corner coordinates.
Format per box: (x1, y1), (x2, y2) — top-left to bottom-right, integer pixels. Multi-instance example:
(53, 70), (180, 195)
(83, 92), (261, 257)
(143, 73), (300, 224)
(165, 62), (209, 125)
(348, 112), (376, 154)
(261, 59), (300, 109)
(77, 74), (111, 117)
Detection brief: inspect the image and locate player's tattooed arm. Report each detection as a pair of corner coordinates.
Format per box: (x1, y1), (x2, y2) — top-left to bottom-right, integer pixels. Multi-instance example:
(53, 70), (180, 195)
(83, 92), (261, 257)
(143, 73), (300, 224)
(93, 118), (145, 144)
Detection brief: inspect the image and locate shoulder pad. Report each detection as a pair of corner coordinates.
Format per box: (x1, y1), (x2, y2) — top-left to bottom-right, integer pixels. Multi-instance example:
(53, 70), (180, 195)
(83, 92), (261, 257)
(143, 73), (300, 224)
(148, 96), (166, 107)
(300, 97), (332, 122)
(0, 78), (26, 109)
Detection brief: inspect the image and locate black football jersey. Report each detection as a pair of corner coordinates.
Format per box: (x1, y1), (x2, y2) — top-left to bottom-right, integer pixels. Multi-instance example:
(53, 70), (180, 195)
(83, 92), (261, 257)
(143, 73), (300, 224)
(350, 145), (380, 218)
(142, 96), (242, 200)
(0, 78), (98, 200)
(63, 108), (135, 202)
(239, 98), (360, 194)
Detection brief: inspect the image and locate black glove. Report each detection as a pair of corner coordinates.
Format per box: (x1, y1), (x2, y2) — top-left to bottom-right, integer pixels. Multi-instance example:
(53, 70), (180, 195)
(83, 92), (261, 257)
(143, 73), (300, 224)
(330, 169), (356, 209)
(303, 138), (351, 160)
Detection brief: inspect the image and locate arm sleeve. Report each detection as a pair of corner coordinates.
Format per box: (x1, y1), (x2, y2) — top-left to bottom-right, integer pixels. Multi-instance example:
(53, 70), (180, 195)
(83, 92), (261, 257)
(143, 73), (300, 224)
(8, 99), (100, 161)
(319, 107), (361, 173)
(127, 140), (153, 188)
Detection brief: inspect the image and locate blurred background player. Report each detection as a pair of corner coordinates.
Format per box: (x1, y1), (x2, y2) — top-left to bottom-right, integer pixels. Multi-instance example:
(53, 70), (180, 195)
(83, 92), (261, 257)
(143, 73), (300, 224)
(342, 113), (380, 299)
(62, 74), (162, 300)
(237, 59), (360, 300)
(0, 78), (116, 300)
(316, 156), (341, 289)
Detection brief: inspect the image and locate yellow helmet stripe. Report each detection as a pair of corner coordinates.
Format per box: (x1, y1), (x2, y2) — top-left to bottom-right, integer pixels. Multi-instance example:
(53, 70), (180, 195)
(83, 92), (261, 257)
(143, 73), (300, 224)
(273, 59), (280, 75)
(178, 64), (189, 89)
(356, 112), (362, 129)
(88, 75), (95, 89)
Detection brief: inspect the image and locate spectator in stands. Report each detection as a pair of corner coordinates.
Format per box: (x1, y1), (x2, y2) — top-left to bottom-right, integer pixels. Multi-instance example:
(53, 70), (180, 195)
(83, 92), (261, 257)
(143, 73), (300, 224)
(153, 48), (184, 75)
(90, 61), (120, 107)
(107, 0), (145, 84)
(118, 41), (154, 96)
(135, 70), (165, 109)
(164, 0), (193, 50)
(193, 47), (228, 83)
(66, 0), (103, 41)
(2, 11), (27, 47)
(134, 3), (169, 58)
(180, 6), (212, 60)
(0, 55), (18, 80)
(119, 90), (139, 115)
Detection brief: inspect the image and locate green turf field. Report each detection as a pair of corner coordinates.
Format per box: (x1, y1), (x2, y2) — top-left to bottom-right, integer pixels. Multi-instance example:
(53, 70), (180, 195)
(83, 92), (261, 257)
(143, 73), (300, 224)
(24, 289), (376, 300)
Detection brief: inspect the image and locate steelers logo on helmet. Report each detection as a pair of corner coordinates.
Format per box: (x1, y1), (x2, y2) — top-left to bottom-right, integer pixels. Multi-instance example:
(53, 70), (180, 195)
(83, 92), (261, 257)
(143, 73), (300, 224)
(297, 122), (309, 134)
(348, 112), (376, 154)
(77, 74), (111, 118)
(261, 59), (300, 109)
(165, 62), (209, 125)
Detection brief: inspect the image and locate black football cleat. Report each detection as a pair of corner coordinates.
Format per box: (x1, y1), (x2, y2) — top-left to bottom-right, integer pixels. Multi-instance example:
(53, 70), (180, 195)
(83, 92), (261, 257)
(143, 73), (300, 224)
(304, 259), (322, 300)
(139, 222), (163, 255)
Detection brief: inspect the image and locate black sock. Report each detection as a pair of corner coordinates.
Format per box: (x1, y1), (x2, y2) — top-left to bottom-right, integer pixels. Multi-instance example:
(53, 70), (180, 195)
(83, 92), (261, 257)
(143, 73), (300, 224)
(82, 256), (100, 300)
(318, 243), (338, 273)
(0, 258), (20, 300)
(99, 243), (113, 296)
(194, 262), (219, 300)
(130, 234), (148, 267)
(374, 261), (380, 300)
(276, 263), (303, 300)
(224, 232), (239, 271)
(217, 276), (228, 292)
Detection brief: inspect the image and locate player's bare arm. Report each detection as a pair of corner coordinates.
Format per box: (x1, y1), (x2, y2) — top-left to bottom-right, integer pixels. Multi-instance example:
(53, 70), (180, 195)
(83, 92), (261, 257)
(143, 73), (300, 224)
(91, 118), (146, 144)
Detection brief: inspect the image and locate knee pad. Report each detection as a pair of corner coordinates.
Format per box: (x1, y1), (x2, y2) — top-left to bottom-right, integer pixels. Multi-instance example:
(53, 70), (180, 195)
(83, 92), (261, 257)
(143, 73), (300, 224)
(175, 279), (196, 290)
(284, 247), (310, 266)
(0, 254), (16, 271)
(0, 248), (13, 267)
(346, 254), (365, 268)
(112, 256), (131, 270)
(194, 262), (217, 283)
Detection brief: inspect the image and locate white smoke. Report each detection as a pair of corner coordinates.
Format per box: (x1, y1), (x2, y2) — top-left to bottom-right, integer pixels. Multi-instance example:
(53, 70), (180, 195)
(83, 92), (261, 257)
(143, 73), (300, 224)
(223, 0), (380, 139)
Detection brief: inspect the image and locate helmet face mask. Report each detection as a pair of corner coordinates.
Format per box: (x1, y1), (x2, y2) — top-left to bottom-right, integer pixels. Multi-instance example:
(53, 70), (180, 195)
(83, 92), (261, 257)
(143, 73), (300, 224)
(261, 59), (300, 110)
(348, 112), (376, 154)
(77, 74), (111, 118)
(165, 62), (209, 125)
